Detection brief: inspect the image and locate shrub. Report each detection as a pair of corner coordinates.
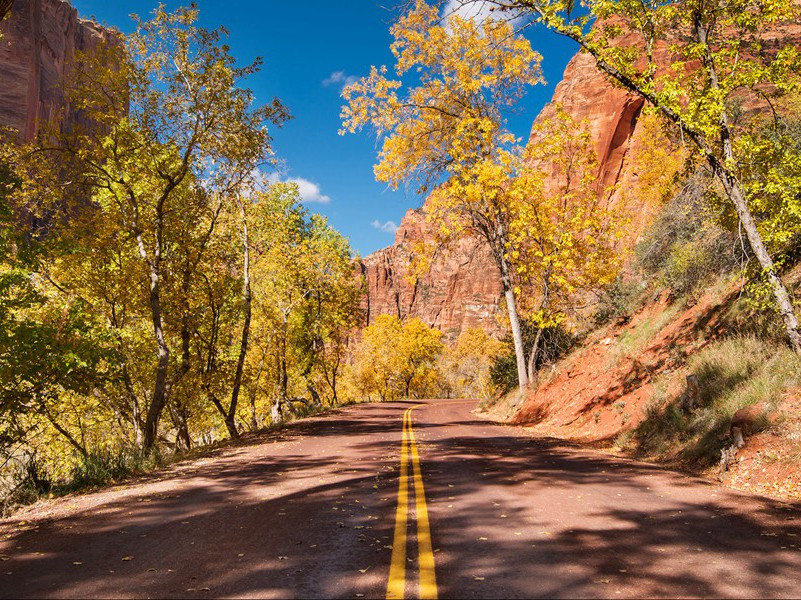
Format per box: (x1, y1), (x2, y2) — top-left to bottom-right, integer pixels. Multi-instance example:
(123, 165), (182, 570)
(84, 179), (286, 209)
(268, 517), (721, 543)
(635, 173), (745, 299)
(490, 322), (576, 394)
(594, 276), (647, 325)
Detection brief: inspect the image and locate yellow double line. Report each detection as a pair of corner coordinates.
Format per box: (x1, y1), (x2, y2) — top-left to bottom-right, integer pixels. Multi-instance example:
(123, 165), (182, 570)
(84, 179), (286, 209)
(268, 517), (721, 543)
(386, 405), (437, 600)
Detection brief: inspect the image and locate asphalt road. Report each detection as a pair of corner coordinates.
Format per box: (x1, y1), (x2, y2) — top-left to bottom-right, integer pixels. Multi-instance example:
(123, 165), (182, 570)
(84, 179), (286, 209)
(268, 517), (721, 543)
(2, 399), (801, 598)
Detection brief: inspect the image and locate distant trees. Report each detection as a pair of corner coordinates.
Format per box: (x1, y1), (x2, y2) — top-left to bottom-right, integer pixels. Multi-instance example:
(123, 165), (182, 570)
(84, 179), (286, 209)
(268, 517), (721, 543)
(439, 328), (504, 399)
(349, 315), (444, 401)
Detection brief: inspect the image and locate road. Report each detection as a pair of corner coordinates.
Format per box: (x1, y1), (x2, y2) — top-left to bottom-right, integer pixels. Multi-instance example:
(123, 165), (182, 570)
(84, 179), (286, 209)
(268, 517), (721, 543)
(2, 399), (801, 598)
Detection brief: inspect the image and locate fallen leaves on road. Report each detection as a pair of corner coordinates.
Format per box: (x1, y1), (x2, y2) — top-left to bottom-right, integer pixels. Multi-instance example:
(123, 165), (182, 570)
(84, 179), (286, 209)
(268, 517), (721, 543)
(121, 556), (134, 561)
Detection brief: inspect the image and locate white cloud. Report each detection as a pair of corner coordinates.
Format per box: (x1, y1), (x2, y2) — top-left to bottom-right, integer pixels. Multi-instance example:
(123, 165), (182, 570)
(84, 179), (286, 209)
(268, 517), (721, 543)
(442, 0), (523, 25)
(322, 70), (359, 88)
(288, 177), (331, 204)
(248, 169), (331, 204)
(372, 219), (399, 234)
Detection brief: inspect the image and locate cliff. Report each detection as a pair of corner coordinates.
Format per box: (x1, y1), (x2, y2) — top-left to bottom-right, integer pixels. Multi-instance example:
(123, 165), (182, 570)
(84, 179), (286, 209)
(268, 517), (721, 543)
(0, 0), (112, 141)
(360, 208), (504, 340)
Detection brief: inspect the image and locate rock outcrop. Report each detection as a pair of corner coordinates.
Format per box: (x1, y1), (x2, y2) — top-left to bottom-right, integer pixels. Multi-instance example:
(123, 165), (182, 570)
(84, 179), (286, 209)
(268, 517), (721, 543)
(360, 208), (504, 341)
(0, 0), (111, 141)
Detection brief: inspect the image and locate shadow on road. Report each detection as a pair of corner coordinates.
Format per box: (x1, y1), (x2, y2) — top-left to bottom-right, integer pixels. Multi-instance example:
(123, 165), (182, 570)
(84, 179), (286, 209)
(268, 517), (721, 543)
(1, 401), (800, 598)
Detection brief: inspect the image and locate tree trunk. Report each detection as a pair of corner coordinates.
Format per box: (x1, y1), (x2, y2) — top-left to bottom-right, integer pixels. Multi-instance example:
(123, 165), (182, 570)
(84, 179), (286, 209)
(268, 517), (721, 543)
(169, 403), (192, 451)
(142, 255), (169, 452)
(499, 256), (529, 389)
(227, 201), (252, 440)
(526, 327), (544, 383)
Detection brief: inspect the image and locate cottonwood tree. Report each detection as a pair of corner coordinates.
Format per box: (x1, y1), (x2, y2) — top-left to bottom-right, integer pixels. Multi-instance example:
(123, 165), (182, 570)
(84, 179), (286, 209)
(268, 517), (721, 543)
(17, 6), (289, 450)
(341, 0), (544, 389)
(469, 0), (801, 352)
(349, 315), (444, 400)
(512, 107), (625, 380)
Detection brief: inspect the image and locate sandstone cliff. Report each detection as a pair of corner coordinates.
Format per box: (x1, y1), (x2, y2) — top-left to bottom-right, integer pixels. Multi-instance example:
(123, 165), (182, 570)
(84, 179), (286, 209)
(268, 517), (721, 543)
(360, 208), (504, 341)
(0, 0), (111, 141)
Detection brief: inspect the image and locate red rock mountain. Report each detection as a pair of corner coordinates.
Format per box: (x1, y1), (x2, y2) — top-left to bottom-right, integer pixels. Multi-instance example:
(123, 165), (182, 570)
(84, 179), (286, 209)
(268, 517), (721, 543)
(360, 47), (651, 339)
(0, 0), (111, 141)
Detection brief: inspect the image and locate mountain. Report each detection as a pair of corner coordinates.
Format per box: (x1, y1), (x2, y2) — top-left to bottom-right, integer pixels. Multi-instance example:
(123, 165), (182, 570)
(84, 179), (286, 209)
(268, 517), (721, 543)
(0, 0), (112, 141)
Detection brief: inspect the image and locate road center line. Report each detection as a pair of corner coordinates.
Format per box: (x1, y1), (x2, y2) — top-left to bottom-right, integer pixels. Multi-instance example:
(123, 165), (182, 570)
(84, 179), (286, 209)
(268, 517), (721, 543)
(386, 406), (438, 600)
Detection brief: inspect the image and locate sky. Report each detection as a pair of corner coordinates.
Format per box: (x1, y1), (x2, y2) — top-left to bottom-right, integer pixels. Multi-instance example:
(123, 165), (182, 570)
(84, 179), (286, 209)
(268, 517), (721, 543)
(69, 0), (579, 257)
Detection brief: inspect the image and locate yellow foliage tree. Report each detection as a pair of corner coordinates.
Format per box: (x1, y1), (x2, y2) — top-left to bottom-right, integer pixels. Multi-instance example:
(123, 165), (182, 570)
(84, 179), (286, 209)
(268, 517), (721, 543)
(342, 0), (544, 390)
(349, 315), (444, 401)
(440, 328), (504, 399)
(511, 107), (626, 380)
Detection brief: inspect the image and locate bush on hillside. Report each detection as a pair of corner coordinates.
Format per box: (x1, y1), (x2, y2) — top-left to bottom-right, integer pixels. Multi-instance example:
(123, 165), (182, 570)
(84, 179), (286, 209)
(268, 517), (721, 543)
(490, 322), (576, 394)
(635, 174), (746, 300)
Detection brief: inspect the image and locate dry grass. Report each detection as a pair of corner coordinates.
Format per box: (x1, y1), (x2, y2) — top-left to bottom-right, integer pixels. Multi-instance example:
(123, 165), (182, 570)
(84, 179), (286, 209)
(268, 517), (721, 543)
(623, 336), (801, 467)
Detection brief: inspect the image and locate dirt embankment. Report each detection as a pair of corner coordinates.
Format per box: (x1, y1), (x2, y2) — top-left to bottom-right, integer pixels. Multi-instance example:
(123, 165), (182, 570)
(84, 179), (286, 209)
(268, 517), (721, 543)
(496, 280), (801, 502)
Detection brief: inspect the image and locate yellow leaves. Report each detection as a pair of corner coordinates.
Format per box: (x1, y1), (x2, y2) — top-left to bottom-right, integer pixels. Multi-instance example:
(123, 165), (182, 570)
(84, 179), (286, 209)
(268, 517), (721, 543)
(348, 315), (444, 401)
(341, 0), (543, 189)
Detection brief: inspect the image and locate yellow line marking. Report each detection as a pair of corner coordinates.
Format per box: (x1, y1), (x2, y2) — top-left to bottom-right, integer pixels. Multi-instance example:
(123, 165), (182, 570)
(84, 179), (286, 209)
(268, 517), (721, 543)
(386, 406), (438, 600)
(386, 408), (411, 599)
(408, 407), (437, 599)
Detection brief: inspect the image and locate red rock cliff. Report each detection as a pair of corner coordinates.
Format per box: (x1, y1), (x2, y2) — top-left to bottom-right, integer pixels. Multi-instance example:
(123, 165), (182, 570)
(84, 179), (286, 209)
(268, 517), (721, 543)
(360, 208), (504, 341)
(0, 0), (111, 141)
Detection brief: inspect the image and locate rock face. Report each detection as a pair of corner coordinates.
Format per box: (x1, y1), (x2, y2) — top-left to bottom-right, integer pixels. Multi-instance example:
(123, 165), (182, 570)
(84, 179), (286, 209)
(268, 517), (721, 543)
(360, 208), (504, 341)
(0, 0), (111, 141)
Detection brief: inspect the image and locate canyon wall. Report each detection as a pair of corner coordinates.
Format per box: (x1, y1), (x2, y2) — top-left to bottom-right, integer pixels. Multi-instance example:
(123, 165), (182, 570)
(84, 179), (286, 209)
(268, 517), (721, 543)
(360, 208), (504, 340)
(360, 47), (652, 339)
(0, 0), (111, 141)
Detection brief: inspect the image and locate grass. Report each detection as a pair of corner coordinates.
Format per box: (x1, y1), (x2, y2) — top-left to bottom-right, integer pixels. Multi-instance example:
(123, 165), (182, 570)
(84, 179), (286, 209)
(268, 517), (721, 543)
(622, 336), (801, 467)
(607, 301), (684, 367)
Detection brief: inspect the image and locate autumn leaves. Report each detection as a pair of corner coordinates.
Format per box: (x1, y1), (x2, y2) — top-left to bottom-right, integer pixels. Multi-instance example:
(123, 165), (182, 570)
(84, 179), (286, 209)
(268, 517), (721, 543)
(342, 0), (625, 390)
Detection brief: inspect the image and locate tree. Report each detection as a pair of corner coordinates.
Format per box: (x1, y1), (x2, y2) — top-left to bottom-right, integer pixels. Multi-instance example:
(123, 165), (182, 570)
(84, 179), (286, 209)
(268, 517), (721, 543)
(0, 143), (116, 460)
(472, 0), (801, 352)
(341, 0), (544, 389)
(511, 107), (625, 380)
(350, 315), (444, 401)
(244, 183), (358, 423)
(440, 328), (504, 399)
(15, 5), (288, 450)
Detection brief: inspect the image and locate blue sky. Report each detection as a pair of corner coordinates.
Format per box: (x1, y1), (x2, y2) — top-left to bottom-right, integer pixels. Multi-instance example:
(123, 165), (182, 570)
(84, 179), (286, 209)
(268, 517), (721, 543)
(70, 0), (578, 256)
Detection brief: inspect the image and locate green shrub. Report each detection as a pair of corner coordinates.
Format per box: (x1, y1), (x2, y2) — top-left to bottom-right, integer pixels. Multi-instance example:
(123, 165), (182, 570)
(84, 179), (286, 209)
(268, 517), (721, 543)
(67, 448), (163, 491)
(490, 322), (576, 394)
(594, 276), (646, 325)
(635, 174), (745, 299)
